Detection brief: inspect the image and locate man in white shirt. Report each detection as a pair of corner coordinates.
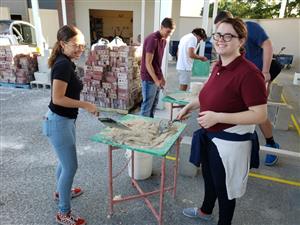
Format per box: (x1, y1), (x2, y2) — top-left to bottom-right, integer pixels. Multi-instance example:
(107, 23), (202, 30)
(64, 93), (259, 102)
(176, 28), (208, 91)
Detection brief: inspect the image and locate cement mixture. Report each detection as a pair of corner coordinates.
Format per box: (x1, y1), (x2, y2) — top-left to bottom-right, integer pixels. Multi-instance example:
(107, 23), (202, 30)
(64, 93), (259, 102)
(102, 119), (178, 149)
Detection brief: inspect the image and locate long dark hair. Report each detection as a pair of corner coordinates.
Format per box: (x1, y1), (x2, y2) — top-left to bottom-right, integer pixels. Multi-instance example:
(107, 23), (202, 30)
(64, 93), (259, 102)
(48, 25), (79, 68)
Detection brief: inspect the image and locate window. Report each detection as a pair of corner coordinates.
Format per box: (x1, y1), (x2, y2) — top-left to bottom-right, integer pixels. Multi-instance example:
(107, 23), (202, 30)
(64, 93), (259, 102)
(12, 24), (23, 44)
(21, 24), (36, 46)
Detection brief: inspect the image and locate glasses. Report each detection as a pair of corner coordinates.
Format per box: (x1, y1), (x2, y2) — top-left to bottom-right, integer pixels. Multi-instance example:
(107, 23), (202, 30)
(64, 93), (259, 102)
(212, 33), (239, 42)
(65, 41), (86, 50)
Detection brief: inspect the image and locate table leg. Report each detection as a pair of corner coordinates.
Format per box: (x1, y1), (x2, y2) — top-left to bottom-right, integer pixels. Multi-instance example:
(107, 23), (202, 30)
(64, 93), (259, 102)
(173, 138), (180, 198)
(108, 145), (113, 215)
(131, 150), (135, 186)
(170, 103), (173, 120)
(158, 157), (166, 225)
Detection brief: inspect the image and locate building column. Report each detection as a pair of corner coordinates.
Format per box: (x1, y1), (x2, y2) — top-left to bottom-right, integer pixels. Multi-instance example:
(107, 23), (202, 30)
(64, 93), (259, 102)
(141, 0), (145, 43)
(31, 0), (44, 54)
(57, 0), (75, 27)
(154, 0), (173, 110)
(199, 0), (210, 56)
(212, 0), (219, 33)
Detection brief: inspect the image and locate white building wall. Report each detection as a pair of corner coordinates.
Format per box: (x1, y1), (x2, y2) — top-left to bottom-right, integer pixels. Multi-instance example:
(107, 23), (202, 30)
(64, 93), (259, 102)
(258, 18), (300, 71)
(0, 0), (29, 21)
(74, 0), (141, 47)
(72, 0), (299, 70)
(174, 17), (214, 40)
(144, 0), (154, 37)
(28, 9), (59, 48)
(171, 0), (181, 40)
(175, 17), (300, 70)
(0, 7), (10, 20)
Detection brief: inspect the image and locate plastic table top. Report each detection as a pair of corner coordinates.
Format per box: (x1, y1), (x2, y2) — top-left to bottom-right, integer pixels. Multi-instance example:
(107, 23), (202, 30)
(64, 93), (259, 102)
(161, 91), (195, 105)
(91, 114), (186, 157)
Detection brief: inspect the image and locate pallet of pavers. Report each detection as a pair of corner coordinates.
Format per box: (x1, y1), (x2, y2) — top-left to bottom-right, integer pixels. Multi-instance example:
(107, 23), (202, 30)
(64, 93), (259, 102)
(0, 45), (38, 88)
(82, 44), (142, 113)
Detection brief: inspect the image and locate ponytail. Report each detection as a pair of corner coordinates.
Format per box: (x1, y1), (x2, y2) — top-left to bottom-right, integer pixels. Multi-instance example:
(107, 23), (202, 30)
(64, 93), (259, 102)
(48, 42), (62, 68)
(48, 25), (79, 68)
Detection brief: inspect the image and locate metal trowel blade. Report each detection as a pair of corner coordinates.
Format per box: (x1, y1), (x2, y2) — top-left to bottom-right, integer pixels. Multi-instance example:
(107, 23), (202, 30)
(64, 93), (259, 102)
(98, 118), (131, 130)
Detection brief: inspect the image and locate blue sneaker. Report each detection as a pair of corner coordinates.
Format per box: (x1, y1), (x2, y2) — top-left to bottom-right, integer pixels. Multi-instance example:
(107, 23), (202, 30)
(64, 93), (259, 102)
(264, 143), (280, 166)
(182, 207), (212, 221)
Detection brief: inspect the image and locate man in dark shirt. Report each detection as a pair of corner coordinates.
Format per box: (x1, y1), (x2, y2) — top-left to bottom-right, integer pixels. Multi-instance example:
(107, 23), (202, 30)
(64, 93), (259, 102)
(140, 17), (175, 117)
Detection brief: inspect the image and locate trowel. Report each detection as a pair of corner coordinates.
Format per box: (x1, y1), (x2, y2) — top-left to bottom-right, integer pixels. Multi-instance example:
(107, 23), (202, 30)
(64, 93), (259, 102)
(98, 117), (131, 130)
(158, 119), (180, 134)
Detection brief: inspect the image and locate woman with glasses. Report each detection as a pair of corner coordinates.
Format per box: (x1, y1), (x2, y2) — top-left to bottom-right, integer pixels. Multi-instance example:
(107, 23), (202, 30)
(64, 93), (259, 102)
(178, 18), (267, 225)
(43, 25), (98, 225)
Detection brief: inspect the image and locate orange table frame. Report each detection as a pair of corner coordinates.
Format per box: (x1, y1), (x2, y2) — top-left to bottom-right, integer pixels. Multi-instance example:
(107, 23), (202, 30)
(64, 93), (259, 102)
(107, 138), (181, 225)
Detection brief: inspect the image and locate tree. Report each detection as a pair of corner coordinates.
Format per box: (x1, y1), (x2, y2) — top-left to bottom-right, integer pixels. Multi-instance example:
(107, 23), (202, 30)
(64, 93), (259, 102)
(201, 0), (299, 19)
(286, 0), (300, 17)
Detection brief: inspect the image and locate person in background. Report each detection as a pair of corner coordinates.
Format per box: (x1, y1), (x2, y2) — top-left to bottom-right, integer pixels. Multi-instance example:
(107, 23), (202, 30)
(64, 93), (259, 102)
(176, 28), (208, 91)
(244, 20), (280, 165)
(214, 10), (280, 166)
(43, 25), (98, 225)
(140, 17), (176, 117)
(179, 17), (267, 225)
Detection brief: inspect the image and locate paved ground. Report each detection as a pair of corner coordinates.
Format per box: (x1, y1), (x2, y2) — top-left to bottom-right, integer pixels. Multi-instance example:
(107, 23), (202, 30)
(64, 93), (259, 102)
(0, 63), (299, 225)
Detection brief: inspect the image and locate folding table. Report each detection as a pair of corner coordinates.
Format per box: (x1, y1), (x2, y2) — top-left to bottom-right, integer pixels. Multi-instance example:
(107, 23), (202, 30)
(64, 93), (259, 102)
(91, 114), (186, 225)
(162, 92), (191, 120)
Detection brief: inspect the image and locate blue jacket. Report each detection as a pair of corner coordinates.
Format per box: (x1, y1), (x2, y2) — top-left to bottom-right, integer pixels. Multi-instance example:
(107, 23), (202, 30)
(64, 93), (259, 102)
(190, 128), (260, 168)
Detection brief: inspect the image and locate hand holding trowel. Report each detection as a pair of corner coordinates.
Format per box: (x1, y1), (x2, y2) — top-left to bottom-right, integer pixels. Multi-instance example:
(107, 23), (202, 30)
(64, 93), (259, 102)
(158, 118), (181, 134)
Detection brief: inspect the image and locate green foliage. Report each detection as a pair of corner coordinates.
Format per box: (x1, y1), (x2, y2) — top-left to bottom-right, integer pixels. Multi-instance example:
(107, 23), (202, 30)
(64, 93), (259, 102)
(286, 0), (300, 17)
(202, 0), (299, 19)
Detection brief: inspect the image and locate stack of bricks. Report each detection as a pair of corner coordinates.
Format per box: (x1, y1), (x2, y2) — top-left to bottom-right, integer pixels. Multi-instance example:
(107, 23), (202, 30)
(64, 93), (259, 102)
(81, 45), (141, 110)
(0, 45), (38, 84)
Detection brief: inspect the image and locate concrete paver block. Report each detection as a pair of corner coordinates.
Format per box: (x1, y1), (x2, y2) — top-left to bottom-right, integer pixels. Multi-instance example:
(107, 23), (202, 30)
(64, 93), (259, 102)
(269, 83), (283, 102)
(293, 72), (300, 85)
(274, 104), (292, 130)
(179, 136), (198, 177)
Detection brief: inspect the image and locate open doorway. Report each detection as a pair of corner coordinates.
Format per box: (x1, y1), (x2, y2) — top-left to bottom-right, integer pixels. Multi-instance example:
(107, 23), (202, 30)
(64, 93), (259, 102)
(89, 9), (133, 45)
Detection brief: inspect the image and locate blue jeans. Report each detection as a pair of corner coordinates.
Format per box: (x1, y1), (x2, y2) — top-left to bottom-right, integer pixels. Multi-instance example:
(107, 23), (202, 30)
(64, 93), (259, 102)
(140, 80), (160, 117)
(42, 110), (77, 214)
